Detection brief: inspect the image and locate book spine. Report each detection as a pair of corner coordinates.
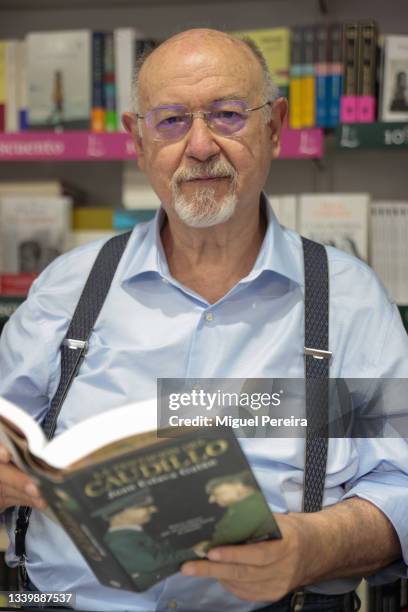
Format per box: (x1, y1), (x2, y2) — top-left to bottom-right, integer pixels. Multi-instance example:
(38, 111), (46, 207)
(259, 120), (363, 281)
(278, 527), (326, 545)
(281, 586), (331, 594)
(289, 27), (303, 129)
(5, 41), (18, 133)
(340, 23), (359, 123)
(314, 25), (329, 127)
(357, 21), (378, 123)
(0, 43), (5, 132)
(301, 26), (316, 127)
(16, 41), (28, 131)
(114, 28), (135, 132)
(91, 32), (106, 133)
(104, 32), (118, 132)
(327, 23), (343, 128)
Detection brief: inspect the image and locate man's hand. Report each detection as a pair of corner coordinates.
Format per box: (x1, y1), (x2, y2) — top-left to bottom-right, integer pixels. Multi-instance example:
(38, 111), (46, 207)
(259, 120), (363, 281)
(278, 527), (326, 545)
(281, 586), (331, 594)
(181, 498), (402, 603)
(181, 514), (305, 602)
(0, 444), (47, 512)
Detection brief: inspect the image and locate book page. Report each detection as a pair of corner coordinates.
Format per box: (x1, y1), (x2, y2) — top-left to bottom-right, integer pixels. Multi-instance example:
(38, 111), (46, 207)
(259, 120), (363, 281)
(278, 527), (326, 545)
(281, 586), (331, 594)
(0, 396), (46, 466)
(41, 398), (158, 469)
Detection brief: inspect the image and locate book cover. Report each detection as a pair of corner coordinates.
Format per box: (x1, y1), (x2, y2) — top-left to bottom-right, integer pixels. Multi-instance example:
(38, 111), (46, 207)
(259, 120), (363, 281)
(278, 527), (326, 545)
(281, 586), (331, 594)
(234, 28), (290, 99)
(380, 35), (408, 122)
(91, 32), (106, 133)
(0, 196), (72, 274)
(298, 193), (370, 261)
(27, 30), (91, 130)
(0, 397), (281, 593)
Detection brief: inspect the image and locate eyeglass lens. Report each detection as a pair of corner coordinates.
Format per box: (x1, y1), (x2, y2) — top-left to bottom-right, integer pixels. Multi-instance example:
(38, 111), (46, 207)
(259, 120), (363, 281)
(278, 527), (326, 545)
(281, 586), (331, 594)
(145, 100), (250, 140)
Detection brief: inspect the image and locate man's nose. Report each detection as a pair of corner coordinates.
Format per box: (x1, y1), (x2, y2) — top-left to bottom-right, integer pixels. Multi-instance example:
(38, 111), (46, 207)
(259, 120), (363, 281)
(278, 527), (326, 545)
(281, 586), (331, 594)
(184, 115), (221, 162)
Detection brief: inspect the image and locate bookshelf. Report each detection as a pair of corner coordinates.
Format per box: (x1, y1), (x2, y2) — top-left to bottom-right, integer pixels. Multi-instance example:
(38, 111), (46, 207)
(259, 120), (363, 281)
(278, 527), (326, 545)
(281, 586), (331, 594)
(336, 122), (408, 149)
(0, 128), (324, 161)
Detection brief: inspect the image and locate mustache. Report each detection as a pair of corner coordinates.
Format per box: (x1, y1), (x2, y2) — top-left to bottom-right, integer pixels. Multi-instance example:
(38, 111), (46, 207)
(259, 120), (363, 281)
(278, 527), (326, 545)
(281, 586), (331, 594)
(172, 159), (237, 184)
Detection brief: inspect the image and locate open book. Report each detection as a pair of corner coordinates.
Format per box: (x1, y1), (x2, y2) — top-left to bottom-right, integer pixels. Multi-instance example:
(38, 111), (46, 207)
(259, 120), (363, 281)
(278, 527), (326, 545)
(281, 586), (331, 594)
(0, 396), (281, 592)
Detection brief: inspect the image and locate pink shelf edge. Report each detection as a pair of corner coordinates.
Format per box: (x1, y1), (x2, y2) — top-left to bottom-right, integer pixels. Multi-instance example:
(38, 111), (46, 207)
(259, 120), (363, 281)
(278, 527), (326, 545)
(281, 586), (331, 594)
(0, 128), (323, 161)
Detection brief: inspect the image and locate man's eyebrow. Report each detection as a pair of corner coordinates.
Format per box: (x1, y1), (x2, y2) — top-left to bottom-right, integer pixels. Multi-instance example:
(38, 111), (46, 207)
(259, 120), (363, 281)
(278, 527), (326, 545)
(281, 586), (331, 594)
(151, 95), (249, 108)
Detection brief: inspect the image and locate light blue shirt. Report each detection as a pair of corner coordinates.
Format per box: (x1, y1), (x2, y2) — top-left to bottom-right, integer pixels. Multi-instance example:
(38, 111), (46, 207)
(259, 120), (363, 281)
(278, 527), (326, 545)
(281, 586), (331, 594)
(1, 197), (408, 612)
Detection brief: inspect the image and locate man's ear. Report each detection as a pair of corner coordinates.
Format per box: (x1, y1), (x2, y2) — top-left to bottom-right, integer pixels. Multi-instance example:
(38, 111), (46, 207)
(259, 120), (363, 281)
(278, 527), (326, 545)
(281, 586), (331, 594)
(268, 97), (288, 159)
(122, 112), (146, 171)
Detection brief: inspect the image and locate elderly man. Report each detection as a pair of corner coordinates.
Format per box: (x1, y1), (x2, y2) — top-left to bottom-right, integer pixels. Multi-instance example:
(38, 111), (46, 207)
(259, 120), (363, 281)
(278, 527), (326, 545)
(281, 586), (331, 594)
(0, 28), (407, 612)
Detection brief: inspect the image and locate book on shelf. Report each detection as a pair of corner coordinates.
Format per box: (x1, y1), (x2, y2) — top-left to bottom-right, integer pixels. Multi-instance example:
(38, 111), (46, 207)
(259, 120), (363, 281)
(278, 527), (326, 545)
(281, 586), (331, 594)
(234, 28), (290, 99)
(0, 196), (72, 274)
(91, 32), (106, 133)
(0, 180), (86, 203)
(298, 193), (370, 261)
(327, 24), (343, 128)
(268, 194), (297, 231)
(370, 201), (408, 304)
(27, 30), (92, 130)
(357, 21), (378, 122)
(0, 296), (25, 335)
(0, 396), (281, 593)
(340, 22), (360, 123)
(379, 35), (408, 122)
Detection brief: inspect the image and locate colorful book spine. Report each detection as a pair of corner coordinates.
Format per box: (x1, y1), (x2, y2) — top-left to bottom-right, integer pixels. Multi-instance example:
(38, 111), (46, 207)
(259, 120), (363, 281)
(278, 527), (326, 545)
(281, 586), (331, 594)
(289, 27), (303, 129)
(114, 28), (136, 132)
(0, 43), (5, 132)
(5, 41), (18, 133)
(103, 32), (118, 132)
(301, 26), (316, 127)
(91, 32), (106, 132)
(340, 23), (359, 123)
(314, 25), (329, 127)
(16, 41), (28, 130)
(357, 21), (378, 123)
(327, 24), (343, 127)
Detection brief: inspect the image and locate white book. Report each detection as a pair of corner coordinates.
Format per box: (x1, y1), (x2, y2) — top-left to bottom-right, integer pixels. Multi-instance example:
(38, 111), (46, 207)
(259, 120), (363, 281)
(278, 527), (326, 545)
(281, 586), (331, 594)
(27, 30), (91, 129)
(0, 196), (72, 274)
(5, 40), (19, 133)
(298, 193), (370, 261)
(122, 164), (161, 209)
(114, 28), (141, 131)
(371, 202), (408, 304)
(268, 194), (297, 231)
(380, 35), (408, 122)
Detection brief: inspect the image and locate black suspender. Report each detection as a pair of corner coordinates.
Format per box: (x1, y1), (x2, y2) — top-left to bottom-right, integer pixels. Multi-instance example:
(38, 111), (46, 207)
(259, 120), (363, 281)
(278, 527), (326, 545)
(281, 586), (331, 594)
(15, 231), (131, 564)
(301, 237), (331, 513)
(15, 233), (330, 566)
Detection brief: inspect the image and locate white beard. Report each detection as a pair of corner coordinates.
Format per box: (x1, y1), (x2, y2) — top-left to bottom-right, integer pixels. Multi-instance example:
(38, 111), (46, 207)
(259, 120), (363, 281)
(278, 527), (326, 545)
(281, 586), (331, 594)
(173, 187), (237, 228)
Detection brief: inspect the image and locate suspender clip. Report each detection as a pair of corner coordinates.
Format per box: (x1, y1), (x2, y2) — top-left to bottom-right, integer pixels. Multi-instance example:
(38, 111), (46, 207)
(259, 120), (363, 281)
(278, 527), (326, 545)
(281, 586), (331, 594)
(304, 347), (332, 361)
(63, 339), (88, 351)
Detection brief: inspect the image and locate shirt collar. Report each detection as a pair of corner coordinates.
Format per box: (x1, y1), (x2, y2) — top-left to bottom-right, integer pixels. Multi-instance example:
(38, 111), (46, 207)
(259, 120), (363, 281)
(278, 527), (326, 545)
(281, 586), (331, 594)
(121, 193), (303, 287)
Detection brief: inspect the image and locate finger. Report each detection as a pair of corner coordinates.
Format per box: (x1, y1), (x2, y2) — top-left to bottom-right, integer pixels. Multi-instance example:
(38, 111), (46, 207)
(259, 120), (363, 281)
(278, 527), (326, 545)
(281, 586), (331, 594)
(1, 493), (47, 510)
(208, 540), (278, 566)
(0, 463), (41, 497)
(0, 445), (11, 463)
(181, 559), (269, 582)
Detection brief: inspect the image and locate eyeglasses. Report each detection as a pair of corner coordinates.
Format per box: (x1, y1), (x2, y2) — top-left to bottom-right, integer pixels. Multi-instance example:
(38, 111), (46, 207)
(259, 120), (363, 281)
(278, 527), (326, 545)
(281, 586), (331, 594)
(136, 100), (271, 141)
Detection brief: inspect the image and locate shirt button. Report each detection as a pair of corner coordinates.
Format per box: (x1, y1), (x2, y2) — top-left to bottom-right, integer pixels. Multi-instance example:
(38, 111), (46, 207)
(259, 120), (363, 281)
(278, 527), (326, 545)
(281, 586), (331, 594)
(167, 600), (177, 610)
(205, 312), (214, 322)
